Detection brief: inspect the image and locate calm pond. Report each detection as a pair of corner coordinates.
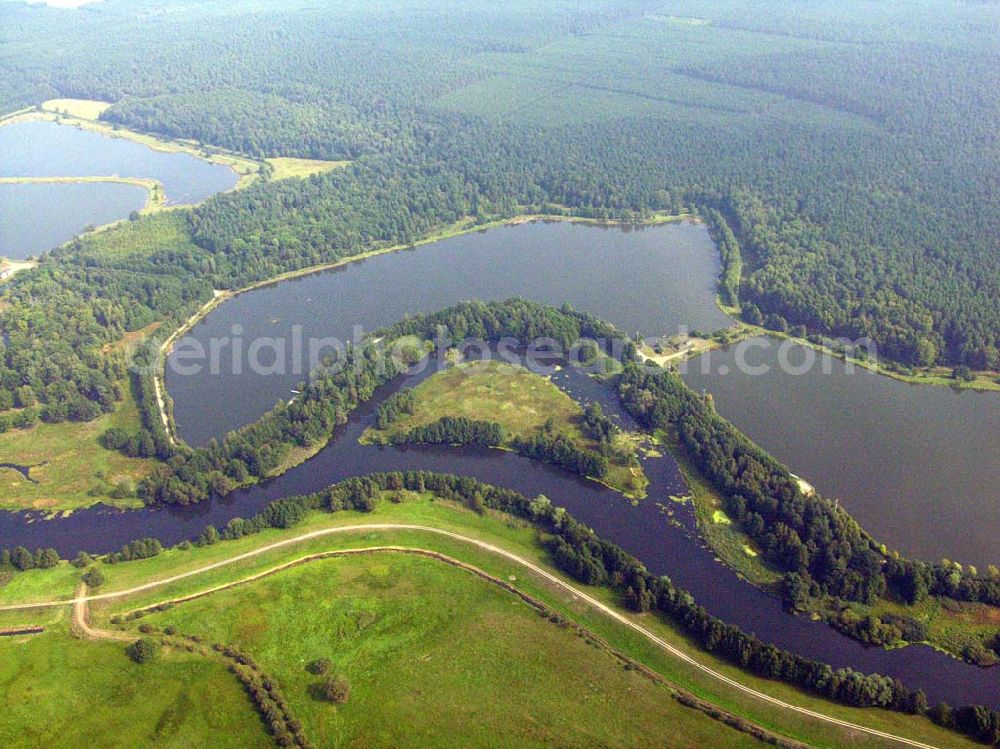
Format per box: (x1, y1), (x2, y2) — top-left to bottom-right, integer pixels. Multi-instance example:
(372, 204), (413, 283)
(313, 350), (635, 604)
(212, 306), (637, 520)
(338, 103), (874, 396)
(0, 119), (237, 257)
(682, 337), (1000, 568)
(167, 220), (731, 445)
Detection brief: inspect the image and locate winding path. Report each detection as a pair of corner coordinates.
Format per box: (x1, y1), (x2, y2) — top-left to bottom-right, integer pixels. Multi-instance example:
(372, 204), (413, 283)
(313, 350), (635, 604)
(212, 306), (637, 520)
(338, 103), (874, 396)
(2, 523), (940, 749)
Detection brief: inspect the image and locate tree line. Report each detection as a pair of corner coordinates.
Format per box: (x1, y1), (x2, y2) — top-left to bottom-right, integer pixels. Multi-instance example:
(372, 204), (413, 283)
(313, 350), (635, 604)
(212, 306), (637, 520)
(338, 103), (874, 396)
(190, 472), (1000, 744)
(8, 465), (997, 744)
(388, 416), (504, 448)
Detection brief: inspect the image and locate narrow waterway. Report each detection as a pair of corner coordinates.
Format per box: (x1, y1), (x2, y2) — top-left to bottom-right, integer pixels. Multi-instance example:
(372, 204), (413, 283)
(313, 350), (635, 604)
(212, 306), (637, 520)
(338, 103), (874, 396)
(2, 358), (998, 709)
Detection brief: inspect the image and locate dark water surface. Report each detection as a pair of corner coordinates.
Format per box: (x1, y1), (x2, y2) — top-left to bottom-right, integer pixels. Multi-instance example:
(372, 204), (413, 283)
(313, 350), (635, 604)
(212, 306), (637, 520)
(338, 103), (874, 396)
(167, 221), (731, 444)
(0, 181), (147, 258)
(3, 222), (999, 708)
(3, 357), (999, 708)
(0, 119), (237, 257)
(682, 338), (1000, 568)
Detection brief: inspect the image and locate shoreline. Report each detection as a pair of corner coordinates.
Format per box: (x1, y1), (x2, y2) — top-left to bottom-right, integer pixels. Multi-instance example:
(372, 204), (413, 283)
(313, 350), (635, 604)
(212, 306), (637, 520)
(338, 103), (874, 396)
(9, 102), (990, 393)
(699, 321), (1000, 394)
(0, 107), (259, 254)
(2, 107), (262, 192)
(153, 206), (997, 450)
(0, 174), (165, 216)
(153, 210), (701, 447)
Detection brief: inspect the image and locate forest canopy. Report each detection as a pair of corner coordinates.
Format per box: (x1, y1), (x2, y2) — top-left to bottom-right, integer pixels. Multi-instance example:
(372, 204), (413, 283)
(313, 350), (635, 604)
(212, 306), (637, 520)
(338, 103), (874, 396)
(1, 0), (998, 420)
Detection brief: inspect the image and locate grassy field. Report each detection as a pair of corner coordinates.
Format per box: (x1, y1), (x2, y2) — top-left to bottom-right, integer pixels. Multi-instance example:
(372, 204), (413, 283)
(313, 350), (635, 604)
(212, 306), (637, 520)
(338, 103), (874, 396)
(0, 379), (152, 512)
(363, 360), (649, 497)
(134, 553), (766, 749)
(0, 494), (978, 749)
(0, 619), (270, 748)
(266, 156), (349, 180)
(41, 97), (111, 119)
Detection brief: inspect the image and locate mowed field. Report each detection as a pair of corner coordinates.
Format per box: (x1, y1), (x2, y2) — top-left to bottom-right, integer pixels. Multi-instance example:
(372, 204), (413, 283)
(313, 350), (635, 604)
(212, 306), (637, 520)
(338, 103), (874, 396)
(41, 98), (112, 120)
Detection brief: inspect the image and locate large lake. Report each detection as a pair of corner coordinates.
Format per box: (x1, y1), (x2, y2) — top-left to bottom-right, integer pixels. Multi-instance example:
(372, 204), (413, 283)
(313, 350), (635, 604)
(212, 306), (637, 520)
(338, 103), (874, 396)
(167, 220), (732, 444)
(0, 119), (237, 257)
(682, 337), (1000, 568)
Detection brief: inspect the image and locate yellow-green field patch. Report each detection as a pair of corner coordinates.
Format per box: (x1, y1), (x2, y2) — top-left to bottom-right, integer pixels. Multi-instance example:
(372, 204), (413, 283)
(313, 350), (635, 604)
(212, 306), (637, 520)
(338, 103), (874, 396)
(364, 360), (648, 496)
(41, 98), (112, 120)
(0, 380), (153, 512)
(711, 509), (732, 525)
(266, 156), (350, 180)
(0, 622), (270, 748)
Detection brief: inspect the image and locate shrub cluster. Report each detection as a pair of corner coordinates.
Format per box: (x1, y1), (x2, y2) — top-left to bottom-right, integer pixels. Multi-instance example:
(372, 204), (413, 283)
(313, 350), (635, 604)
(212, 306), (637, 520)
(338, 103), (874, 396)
(374, 390), (416, 429)
(511, 432), (608, 479)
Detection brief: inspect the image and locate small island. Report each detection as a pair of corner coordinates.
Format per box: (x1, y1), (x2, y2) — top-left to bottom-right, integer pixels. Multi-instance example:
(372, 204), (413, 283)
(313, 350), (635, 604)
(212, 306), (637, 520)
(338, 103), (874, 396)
(362, 359), (649, 499)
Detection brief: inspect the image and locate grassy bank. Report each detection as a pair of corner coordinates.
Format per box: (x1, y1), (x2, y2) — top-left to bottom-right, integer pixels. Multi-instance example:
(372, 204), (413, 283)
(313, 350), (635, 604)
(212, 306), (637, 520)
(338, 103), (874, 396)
(708, 317), (1000, 393)
(659, 423), (1000, 666)
(41, 98), (111, 119)
(0, 379), (152, 513)
(653, 429), (781, 588)
(0, 493), (974, 749)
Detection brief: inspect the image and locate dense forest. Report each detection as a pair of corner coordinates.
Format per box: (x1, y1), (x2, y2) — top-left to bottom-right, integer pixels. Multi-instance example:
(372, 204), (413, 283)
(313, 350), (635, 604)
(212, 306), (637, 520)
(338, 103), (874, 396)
(1, 2), (999, 742)
(0, 0), (998, 392)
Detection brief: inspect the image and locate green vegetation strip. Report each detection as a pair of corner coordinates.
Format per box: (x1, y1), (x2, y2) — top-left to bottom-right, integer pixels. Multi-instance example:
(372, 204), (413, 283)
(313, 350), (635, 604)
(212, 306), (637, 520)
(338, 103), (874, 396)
(0, 521), (947, 749)
(123, 547), (808, 749)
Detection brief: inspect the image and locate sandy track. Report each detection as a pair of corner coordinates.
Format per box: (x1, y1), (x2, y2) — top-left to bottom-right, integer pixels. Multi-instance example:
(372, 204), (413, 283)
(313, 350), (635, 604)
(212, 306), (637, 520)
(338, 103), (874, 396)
(5, 524), (941, 749)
